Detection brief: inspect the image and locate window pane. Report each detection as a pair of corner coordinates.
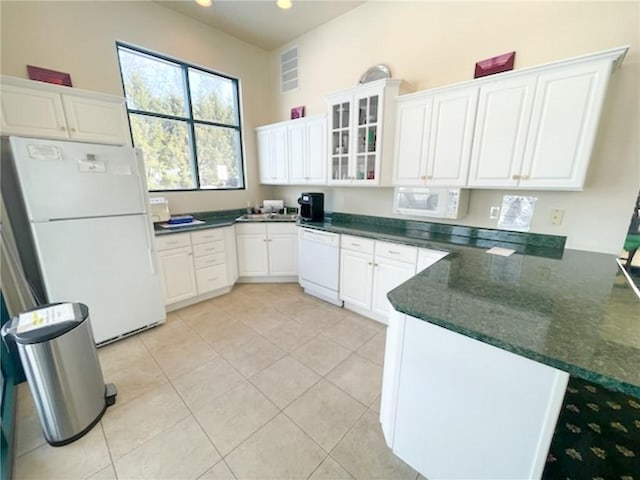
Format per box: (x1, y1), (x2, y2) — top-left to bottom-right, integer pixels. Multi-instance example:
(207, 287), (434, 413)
(195, 124), (243, 189)
(130, 114), (195, 190)
(188, 68), (239, 125)
(118, 48), (187, 117)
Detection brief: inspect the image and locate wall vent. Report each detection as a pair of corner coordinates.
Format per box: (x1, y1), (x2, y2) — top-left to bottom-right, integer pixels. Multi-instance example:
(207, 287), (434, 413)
(280, 46), (298, 94)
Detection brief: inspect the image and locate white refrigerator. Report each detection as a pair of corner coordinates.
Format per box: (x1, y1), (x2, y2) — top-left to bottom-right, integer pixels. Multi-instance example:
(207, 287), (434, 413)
(2, 136), (165, 344)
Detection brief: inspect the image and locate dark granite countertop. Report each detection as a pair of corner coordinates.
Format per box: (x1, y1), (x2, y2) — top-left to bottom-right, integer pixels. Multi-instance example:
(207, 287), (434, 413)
(154, 209), (245, 236)
(300, 214), (640, 398)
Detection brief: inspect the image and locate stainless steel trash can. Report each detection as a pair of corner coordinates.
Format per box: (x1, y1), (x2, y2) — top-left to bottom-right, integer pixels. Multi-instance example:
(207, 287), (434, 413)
(1, 302), (116, 446)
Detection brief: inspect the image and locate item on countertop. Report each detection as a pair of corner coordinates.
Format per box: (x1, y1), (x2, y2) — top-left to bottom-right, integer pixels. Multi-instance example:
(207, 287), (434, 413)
(150, 197), (170, 223)
(298, 192), (324, 221)
(262, 200), (284, 213)
(167, 215), (194, 225)
(359, 64), (391, 84)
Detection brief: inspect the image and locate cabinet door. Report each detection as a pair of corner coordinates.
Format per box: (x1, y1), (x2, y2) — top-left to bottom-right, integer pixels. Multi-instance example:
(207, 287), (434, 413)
(257, 129), (274, 184)
(426, 87), (478, 187)
(340, 249), (373, 309)
(288, 122), (306, 184)
(236, 234), (269, 277)
(353, 90), (382, 184)
(305, 117), (327, 184)
(1, 85), (68, 139)
(62, 95), (130, 145)
(271, 125), (289, 183)
(157, 247), (196, 305)
(520, 60), (612, 190)
(393, 99), (432, 186)
(268, 233), (298, 276)
(371, 258), (416, 318)
(468, 77), (536, 188)
(328, 96), (353, 185)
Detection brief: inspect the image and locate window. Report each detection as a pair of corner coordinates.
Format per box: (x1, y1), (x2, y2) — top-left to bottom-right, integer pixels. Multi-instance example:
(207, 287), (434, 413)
(116, 43), (244, 191)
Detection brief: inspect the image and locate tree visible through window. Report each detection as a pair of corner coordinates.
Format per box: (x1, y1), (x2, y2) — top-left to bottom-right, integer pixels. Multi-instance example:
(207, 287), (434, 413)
(116, 44), (244, 191)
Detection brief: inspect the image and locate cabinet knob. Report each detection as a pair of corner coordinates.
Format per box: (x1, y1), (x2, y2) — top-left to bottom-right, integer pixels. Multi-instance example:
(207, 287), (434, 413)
(60, 126), (66, 131)
(368, 262), (372, 266)
(70, 127), (76, 132)
(512, 174), (521, 180)
(426, 175), (432, 180)
(420, 176), (426, 180)
(521, 175), (529, 180)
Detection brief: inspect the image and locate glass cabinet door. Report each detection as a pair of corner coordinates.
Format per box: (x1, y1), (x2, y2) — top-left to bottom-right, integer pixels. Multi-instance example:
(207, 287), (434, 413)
(330, 101), (351, 181)
(356, 94), (379, 181)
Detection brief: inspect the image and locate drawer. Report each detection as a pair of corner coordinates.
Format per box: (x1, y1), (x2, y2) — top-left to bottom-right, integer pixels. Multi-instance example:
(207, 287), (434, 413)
(267, 223), (297, 235)
(341, 234), (374, 254)
(195, 264), (228, 294)
(194, 252), (225, 270)
(156, 233), (191, 251)
(375, 241), (418, 264)
(191, 228), (224, 245)
(193, 240), (224, 257)
(236, 223), (267, 235)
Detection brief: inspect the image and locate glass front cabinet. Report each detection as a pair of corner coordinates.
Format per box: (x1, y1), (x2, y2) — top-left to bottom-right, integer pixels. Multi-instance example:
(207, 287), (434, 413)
(326, 79), (405, 186)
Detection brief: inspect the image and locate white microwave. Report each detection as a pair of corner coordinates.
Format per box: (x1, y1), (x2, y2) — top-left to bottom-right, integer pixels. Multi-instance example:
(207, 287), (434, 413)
(393, 187), (469, 219)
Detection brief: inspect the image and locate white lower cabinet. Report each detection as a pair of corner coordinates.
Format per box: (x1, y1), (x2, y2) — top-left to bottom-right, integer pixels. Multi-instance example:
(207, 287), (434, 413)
(156, 234), (197, 305)
(381, 310), (569, 479)
(340, 235), (419, 323)
(236, 223), (298, 280)
(155, 226), (236, 309)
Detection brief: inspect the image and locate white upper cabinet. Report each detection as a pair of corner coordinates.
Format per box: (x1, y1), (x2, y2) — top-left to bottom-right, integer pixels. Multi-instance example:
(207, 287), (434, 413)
(468, 76), (536, 188)
(519, 59), (613, 190)
(393, 85), (478, 187)
(256, 114), (327, 185)
(257, 124), (288, 184)
(1, 75), (131, 145)
(327, 79), (408, 186)
(395, 46), (627, 191)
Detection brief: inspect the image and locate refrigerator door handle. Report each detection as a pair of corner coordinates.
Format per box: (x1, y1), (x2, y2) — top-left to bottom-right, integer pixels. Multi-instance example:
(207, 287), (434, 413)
(143, 216), (157, 276)
(133, 149), (151, 213)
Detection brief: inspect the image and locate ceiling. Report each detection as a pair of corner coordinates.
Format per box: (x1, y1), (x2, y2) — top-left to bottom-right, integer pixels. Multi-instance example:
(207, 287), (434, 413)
(155, 0), (366, 51)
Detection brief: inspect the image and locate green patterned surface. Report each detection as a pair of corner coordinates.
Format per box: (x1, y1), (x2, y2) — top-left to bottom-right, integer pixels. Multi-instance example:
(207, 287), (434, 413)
(543, 376), (640, 478)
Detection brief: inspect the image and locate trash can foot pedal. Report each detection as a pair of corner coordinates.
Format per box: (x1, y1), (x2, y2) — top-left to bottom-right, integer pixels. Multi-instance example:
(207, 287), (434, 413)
(105, 383), (117, 407)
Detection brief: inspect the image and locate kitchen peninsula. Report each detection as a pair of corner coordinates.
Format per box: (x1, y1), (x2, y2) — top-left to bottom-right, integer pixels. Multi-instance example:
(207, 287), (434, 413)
(297, 212), (639, 479)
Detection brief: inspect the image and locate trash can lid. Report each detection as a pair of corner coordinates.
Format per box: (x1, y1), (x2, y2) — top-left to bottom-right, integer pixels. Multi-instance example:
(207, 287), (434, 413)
(7, 303), (89, 344)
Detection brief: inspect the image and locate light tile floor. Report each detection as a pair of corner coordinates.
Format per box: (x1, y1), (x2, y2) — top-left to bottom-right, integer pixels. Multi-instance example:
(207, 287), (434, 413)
(13, 283), (418, 480)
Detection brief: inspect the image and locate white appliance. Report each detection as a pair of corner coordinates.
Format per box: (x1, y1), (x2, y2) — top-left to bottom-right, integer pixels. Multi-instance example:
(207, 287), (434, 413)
(393, 187), (469, 219)
(298, 227), (342, 306)
(1, 136), (165, 344)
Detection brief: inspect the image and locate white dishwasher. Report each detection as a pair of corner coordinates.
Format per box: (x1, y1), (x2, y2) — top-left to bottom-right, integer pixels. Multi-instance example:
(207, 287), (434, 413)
(298, 227), (343, 306)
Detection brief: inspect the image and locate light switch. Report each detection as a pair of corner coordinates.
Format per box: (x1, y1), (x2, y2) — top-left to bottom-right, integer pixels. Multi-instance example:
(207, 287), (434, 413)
(489, 206), (500, 219)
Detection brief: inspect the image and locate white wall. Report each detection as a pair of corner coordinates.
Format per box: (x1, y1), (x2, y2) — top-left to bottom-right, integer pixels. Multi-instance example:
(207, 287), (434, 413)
(268, 1), (640, 254)
(0, 0), (275, 214)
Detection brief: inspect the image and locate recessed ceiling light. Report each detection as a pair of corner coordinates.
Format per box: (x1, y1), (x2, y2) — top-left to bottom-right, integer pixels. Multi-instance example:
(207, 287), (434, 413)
(195, 0), (212, 7)
(277, 0), (292, 10)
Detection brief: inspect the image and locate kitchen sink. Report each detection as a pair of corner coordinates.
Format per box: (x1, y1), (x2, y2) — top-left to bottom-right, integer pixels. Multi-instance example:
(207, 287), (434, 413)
(236, 213), (299, 222)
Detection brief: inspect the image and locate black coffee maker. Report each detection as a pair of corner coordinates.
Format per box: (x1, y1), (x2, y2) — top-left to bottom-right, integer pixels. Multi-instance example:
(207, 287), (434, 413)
(297, 193), (324, 221)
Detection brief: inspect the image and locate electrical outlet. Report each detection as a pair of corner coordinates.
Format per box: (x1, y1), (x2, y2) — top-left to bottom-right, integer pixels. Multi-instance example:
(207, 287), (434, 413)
(489, 206), (500, 219)
(550, 208), (564, 226)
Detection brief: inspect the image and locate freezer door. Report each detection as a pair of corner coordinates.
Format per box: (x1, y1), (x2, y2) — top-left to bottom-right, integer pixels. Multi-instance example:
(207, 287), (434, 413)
(9, 137), (149, 221)
(31, 214), (165, 344)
